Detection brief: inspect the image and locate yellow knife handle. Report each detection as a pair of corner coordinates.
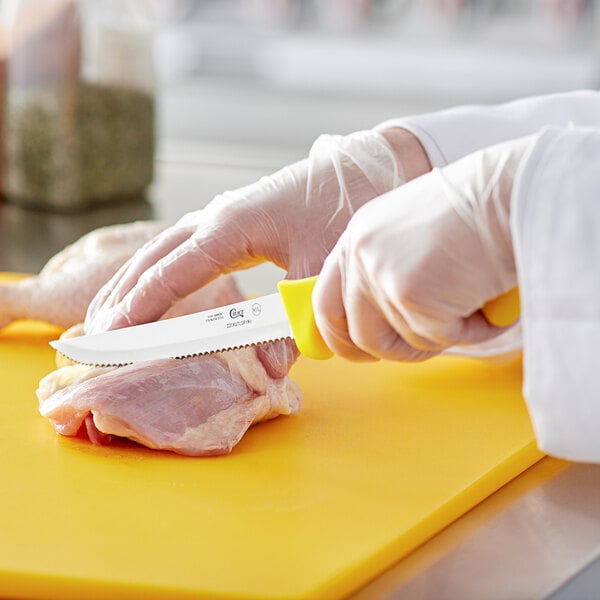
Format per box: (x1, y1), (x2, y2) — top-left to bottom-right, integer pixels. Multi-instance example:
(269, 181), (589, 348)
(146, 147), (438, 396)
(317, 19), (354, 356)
(279, 277), (520, 359)
(481, 287), (521, 327)
(277, 276), (333, 360)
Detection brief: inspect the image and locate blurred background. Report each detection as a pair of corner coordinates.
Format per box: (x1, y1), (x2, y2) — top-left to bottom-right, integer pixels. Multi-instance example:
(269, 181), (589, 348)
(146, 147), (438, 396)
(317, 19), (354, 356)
(0, 0), (598, 289)
(153, 0), (600, 168)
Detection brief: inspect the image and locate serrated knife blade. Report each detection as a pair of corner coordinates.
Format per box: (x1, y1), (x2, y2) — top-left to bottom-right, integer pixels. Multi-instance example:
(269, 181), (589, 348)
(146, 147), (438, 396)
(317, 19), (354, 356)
(50, 293), (294, 366)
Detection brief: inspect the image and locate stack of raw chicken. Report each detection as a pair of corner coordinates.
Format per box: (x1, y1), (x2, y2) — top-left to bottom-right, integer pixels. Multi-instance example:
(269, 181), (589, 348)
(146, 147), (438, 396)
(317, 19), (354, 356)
(2, 221), (301, 456)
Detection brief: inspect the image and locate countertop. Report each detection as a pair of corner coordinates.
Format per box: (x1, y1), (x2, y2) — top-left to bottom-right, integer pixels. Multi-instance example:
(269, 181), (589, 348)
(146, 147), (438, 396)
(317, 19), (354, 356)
(3, 149), (600, 600)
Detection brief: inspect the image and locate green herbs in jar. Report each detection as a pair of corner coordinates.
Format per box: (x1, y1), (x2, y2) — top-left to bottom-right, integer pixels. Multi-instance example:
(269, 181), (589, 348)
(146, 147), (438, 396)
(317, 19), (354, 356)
(3, 82), (154, 211)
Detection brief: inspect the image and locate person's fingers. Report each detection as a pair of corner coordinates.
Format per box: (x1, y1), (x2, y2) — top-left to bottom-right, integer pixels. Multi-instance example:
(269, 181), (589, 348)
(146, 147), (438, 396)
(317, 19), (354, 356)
(256, 339), (299, 379)
(84, 281), (116, 330)
(344, 280), (440, 361)
(438, 310), (508, 347)
(88, 229), (248, 332)
(403, 307), (508, 350)
(314, 238), (441, 362)
(87, 195), (280, 333)
(103, 226), (196, 308)
(85, 225), (196, 332)
(313, 252), (378, 361)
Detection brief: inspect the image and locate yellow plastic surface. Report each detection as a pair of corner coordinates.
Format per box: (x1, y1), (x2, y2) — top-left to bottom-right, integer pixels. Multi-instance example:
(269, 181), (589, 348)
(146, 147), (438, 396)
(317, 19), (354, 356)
(278, 276), (333, 359)
(0, 276), (543, 600)
(482, 287), (521, 327)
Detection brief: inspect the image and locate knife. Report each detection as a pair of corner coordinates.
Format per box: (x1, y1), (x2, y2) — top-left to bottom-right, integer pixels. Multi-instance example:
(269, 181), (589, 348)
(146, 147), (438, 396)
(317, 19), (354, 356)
(50, 277), (520, 366)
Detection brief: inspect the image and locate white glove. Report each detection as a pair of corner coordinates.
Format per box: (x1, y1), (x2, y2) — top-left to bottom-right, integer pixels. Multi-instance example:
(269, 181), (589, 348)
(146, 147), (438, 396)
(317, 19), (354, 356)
(85, 129), (411, 375)
(313, 136), (535, 361)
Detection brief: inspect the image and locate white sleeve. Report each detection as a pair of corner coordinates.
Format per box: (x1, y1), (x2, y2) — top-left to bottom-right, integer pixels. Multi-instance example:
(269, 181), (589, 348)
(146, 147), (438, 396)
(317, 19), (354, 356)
(511, 125), (600, 463)
(375, 90), (600, 168)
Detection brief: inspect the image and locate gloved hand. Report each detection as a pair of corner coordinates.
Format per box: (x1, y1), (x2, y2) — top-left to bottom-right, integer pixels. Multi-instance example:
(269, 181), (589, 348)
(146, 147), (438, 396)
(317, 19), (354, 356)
(85, 128), (421, 376)
(312, 135), (535, 362)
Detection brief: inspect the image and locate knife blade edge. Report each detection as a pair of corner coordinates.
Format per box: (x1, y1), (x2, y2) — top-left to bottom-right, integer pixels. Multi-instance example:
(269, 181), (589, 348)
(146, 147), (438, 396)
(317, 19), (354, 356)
(49, 293), (294, 366)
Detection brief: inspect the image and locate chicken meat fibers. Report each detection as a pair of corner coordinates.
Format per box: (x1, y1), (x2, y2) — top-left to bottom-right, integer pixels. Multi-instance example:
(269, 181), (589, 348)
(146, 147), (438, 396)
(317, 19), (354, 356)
(37, 347), (301, 456)
(25, 221), (301, 456)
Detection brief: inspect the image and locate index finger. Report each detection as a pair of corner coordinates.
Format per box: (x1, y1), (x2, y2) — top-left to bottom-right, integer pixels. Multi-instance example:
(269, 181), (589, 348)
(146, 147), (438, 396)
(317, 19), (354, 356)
(85, 224), (197, 332)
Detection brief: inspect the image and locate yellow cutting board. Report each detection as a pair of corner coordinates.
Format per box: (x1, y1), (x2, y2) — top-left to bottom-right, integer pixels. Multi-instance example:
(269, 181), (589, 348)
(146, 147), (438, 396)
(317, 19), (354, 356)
(0, 277), (543, 600)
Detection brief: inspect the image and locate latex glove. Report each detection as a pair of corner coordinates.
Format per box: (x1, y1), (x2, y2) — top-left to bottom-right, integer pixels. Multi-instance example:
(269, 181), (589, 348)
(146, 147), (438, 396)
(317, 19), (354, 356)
(313, 136), (535, 362)
(85, 129), (411, 375)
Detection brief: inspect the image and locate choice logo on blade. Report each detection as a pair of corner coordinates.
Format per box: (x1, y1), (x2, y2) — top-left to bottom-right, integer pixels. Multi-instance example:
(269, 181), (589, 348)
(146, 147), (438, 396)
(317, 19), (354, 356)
(251, 303), (261, 316)
(229, 307), (244, 319)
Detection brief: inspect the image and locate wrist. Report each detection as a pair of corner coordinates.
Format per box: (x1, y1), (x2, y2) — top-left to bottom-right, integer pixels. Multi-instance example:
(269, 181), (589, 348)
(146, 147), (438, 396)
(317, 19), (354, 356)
(378, 127), (432, 181)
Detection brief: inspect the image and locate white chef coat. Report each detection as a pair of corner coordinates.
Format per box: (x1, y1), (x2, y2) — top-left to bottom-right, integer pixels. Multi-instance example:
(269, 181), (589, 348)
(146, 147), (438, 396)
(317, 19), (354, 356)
(378, 90), (600, 462)
(512, 126), (600, 462)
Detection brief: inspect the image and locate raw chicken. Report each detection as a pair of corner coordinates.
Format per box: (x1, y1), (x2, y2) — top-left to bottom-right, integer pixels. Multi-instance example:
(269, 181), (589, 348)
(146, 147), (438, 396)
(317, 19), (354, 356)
(0, 221), (165, 329)
(0, 220), (241, 329)
(37, 348), (301, 456)
(32, 222), (301, 456)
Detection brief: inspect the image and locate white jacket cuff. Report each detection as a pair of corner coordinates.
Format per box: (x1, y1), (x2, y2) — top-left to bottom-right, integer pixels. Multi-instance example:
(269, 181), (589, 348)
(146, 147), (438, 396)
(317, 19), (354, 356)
(375, 90), (600, 168)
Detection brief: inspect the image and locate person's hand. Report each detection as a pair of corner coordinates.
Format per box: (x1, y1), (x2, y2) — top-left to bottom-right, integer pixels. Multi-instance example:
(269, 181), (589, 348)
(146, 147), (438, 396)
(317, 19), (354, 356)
(85, 128), (429, 376)
(312, 135), (535, 362)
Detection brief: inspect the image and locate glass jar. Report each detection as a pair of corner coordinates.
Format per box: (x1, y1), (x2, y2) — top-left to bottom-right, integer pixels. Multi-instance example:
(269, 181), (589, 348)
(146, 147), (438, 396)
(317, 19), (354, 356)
(2, 0), (155, 211)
